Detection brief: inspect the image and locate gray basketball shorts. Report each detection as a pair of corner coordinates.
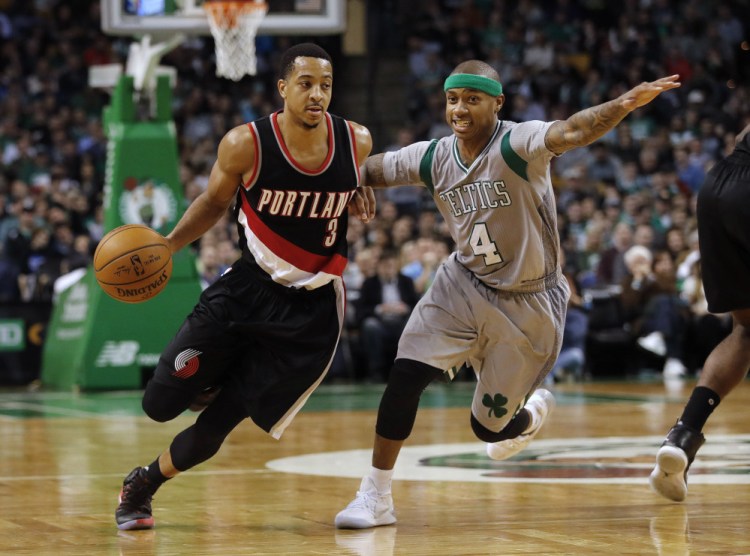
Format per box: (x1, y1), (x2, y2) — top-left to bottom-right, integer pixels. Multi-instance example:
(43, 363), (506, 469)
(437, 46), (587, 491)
(397, 255), (570, 432)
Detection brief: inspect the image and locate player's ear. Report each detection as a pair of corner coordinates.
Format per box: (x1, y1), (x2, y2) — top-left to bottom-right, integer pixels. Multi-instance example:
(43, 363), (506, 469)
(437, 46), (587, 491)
(278, 79), (287, 99)
(495, 94), (505, 114)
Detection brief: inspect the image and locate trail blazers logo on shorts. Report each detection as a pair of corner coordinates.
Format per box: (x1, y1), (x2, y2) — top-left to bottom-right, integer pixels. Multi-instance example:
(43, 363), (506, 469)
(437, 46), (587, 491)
(173, 349), (202, 379)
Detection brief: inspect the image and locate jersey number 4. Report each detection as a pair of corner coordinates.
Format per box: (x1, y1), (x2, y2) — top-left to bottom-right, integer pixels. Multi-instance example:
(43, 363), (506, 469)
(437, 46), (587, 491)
(470, 223), (503, 265)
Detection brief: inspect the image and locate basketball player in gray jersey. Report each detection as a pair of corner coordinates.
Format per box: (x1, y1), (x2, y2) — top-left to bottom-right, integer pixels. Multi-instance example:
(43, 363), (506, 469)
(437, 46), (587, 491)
(336, 60), (680, 529)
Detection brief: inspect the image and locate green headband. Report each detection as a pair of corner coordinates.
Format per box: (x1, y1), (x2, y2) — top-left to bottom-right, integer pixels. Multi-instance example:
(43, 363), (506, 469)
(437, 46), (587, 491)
(444, 73), (503, 96)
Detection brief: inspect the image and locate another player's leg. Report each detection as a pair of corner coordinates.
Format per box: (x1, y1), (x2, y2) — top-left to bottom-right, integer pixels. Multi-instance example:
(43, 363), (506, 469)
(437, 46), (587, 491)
(115, 385), (247, 529)
(334, 437), (401, 530)
(335, 359), (442, 529)
(479, 275), (566, 461)
(650, 309), (750, 501)
(649, 422), (705, 502)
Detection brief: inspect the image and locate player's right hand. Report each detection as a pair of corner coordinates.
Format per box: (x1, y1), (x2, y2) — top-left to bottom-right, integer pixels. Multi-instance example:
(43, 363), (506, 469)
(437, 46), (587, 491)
(350, 185), (376, 223)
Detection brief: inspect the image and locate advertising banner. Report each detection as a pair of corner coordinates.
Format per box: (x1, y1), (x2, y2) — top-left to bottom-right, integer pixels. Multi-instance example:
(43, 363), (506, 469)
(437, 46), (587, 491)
(40, 75), (202, 390)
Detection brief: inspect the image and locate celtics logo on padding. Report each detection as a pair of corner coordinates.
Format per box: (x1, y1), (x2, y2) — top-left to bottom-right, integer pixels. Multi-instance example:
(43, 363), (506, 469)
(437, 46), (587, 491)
(118, 177), (177, 233)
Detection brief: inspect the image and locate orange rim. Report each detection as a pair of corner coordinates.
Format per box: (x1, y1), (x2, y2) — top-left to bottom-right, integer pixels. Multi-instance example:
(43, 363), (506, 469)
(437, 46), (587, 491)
(204, 1), (268, 28)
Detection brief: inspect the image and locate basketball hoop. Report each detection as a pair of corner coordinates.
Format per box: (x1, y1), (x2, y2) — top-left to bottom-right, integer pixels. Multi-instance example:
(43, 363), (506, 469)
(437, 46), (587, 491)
(204, 0), (267, 81)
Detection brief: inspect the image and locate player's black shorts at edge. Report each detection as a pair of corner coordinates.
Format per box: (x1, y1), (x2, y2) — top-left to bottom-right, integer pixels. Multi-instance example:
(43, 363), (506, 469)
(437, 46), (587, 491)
(150, 256), (340, 432)
(697, 149), (750, 314)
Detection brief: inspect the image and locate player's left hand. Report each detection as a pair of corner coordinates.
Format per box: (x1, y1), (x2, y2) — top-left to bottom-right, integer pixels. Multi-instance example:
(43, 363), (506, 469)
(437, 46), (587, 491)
(350, 185), (376, 223)
(621, 74), (681, 110)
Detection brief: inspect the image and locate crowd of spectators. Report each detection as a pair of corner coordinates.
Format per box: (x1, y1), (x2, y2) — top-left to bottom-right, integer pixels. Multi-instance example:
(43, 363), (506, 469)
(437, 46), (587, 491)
(1, 0), (749, 382)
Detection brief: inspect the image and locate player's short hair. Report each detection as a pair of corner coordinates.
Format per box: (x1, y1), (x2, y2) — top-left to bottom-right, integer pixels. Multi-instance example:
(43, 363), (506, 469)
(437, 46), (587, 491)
(450, 60), (501, 83)
(279, 43), (333, 80)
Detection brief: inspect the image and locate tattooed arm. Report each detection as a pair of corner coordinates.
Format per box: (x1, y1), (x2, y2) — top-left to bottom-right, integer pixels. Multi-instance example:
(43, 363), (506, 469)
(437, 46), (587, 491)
(362, 153), (388, 187)
(545, 74), (681, 155)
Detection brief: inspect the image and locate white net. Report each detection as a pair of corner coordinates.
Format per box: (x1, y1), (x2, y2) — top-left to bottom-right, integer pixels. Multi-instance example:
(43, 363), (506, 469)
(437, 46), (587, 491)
(204, 1), (268, 81)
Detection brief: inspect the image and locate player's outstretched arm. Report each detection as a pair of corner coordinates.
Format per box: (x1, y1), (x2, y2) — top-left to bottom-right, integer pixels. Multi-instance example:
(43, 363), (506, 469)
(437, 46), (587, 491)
(546, 74), (681, 155)
(166, 126), (252, 253)
(362, 153), (388, 188)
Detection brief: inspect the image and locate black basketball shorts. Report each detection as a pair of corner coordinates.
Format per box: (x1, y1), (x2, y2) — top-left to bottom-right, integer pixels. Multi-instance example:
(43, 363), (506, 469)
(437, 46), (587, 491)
(697, 164), (750, 314)
(151, 257), (344, 438)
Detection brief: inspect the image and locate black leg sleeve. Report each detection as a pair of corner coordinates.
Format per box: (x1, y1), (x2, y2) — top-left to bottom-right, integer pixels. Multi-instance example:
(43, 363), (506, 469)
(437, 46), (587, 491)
(168, 387), (247, 471)
(470, 410), (530, 442)
(375, 358), (444, 441)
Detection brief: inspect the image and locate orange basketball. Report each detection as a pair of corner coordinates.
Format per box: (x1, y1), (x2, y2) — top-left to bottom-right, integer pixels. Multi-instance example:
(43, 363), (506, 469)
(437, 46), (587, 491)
(94, 224), (173, 304)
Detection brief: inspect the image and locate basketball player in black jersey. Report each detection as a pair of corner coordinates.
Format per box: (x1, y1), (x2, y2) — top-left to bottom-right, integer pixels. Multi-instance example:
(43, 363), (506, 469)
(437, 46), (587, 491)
(115, 43), (375, 531)
(650, 122), (750, 502)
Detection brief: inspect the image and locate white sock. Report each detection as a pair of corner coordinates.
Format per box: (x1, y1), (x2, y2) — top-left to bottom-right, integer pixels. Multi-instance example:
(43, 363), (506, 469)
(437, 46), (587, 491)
(369, 466), (394, 494)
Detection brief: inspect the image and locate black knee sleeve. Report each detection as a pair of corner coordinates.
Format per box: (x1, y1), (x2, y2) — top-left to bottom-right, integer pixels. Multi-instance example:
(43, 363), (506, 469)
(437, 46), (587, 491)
(470, 410), (530, 442)
(142, 381), (194, 423)
(375, 358), (444, 441)
(168, 388), (247, 471)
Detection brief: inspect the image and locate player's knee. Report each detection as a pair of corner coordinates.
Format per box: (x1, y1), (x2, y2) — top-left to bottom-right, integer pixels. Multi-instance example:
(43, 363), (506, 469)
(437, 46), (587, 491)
(142, 381), (193, 423)
(375, 358), (443, 441)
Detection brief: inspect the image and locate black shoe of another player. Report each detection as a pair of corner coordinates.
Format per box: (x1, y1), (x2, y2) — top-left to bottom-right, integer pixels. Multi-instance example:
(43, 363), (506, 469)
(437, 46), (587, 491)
(116, 467), (156, 530)
(649, 423), (705, 502)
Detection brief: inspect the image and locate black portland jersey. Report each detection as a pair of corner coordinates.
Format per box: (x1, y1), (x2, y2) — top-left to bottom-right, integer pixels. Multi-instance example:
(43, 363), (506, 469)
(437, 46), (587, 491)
(235, 110), (361, 289)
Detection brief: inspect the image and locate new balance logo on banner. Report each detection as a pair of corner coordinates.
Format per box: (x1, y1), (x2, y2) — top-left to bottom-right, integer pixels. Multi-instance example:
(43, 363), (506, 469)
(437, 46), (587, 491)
(96, 341), (140, 367)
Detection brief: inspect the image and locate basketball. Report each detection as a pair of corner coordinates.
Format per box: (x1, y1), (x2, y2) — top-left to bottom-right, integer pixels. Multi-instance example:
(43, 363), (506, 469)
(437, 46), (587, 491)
(94, 224), (173, 304)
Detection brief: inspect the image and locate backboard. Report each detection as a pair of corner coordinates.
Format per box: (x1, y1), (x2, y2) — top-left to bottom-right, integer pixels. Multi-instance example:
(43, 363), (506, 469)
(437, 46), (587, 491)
(102, 0), (345, 37)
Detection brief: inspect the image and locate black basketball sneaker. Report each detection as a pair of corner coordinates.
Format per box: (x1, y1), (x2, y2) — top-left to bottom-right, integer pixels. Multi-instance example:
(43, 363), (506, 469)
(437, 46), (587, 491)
(116, 467), (156, 530)
(649, 422), (706, 502)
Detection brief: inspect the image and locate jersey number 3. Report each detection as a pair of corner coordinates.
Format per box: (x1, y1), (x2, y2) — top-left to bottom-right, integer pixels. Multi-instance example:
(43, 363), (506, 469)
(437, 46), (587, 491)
(324, 218), (338, 247)
(470, 223), (503, 265)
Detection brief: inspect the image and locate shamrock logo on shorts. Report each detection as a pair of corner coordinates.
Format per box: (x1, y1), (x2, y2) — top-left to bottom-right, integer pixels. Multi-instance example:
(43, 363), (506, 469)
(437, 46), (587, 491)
(482, 392), (508, 418)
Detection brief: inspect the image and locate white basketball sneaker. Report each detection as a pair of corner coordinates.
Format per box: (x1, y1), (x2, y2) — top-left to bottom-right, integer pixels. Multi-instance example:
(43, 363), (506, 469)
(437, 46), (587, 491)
(486, 389), (556, 461)
(335, 476), (396, 529)
(638, 331), (667, 357)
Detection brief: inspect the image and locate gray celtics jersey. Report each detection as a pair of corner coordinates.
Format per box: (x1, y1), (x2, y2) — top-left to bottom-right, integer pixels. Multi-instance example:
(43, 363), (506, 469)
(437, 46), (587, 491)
(383, 119), (560, 292)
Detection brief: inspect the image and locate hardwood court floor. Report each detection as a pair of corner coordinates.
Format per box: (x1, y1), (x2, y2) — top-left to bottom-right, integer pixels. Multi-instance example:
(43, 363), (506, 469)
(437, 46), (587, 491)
(2, 378), (750, 555)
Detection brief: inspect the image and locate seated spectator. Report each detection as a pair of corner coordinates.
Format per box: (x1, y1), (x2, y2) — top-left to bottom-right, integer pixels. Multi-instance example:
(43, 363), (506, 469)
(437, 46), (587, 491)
(18, 227), (61, 302)
(0, 248), (21, 303)
(596, 221), (633, 287)
(620, 246), (689, 378)
(357, 250), (419, 382)
(3, 199), (36, 264)
(680, 257), (732, 373)
(60, 234), (92, 275)
(664, 225), (691, 270)
(587, 142), (621, 186)
(383, 128), (424, 217)
(343, 246), (380, 317)
(197, 244), (222, 289)
(215, 239), (239, 273)
(549, 251), (589, 382)
(574, 220), (607, 288)
(401, 236), (450, 296)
